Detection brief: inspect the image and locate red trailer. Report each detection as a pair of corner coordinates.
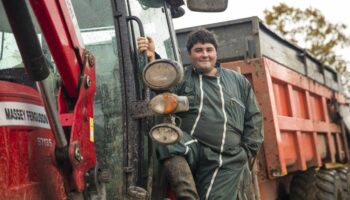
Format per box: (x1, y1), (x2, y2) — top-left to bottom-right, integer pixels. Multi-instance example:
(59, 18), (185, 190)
(176, 17), (350, 200)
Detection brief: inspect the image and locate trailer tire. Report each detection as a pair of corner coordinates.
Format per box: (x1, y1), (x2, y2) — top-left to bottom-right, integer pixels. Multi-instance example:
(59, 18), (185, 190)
(336, 167), (350, 199)
(290, 168), (344, 200)
(316, 169), (343, 200)
(290, 168), (317, 200)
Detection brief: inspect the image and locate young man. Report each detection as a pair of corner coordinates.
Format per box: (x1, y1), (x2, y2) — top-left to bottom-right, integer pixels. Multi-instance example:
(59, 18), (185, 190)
(138, 28), (263, 200)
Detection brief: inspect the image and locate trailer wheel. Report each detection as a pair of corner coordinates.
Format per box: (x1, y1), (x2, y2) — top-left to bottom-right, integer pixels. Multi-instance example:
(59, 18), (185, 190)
(290, 168), (317, 200)
(336, 167), (350, 199)
(290, 168), (343, 200)
(316, 169), (343, 200)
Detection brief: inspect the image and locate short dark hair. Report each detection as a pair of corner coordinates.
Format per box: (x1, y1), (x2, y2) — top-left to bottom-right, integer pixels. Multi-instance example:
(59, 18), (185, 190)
(186, 28), (218, 53)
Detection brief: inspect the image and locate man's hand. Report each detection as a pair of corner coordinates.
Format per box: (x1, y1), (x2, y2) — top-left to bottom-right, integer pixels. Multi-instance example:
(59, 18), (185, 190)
(137, 36), (156, 62)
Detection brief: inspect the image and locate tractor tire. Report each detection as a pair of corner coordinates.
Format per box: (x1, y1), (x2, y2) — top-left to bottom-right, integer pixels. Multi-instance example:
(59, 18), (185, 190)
(237, 164), (256, 200)
(290, 168), (344, 200)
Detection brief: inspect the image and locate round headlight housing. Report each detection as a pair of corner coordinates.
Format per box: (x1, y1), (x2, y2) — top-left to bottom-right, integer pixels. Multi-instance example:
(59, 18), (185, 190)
(149, 123), (182, 144)
(143, 59), (183, 91)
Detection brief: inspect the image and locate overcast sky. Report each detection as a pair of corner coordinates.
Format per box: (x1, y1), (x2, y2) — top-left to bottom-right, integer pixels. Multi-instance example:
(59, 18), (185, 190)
(173, 0), (350, 58)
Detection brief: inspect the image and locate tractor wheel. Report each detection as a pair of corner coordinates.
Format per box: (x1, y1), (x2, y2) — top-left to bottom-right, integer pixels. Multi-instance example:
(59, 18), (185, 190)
(290, 168), (344, 200)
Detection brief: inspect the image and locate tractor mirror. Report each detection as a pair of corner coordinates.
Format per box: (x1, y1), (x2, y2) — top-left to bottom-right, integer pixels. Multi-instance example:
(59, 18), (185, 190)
(186, 0), (228, 12)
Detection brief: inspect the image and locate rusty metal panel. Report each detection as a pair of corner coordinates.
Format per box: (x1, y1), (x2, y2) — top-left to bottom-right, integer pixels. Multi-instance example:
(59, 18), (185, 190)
(222, 59), (288, 179)
(222, 57), (348, 179)
(324, 67), (340, 90)
(258, 27), (306, 75)
(270, 58), (346, 170)
(305, 58), (324, 84)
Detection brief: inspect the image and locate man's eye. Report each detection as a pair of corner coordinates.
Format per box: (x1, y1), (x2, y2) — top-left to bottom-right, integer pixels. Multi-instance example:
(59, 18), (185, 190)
(207, 48), (214, 52)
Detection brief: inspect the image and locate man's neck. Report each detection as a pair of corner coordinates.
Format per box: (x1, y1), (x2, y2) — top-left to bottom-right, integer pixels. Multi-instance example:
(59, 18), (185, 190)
(203, 67), (218, 77)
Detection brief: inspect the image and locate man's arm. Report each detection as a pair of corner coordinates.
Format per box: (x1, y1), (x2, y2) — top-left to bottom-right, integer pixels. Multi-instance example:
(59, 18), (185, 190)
(241, 82), (263, 160)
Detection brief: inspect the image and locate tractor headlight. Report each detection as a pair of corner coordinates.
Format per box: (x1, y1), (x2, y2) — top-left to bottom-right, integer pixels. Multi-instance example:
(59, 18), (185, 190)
(149, 123), (182, 144)
(143, 59), (183, 91)
(142, 59), (185, 144)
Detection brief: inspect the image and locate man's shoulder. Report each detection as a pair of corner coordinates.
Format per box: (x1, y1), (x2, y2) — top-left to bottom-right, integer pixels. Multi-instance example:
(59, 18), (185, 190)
(175, 65), (194, 93)
(221, 68), (247, 83)
(183, 65), (193, 72)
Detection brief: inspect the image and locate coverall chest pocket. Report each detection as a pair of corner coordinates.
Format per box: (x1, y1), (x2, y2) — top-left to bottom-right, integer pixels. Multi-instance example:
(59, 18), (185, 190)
(227, 97), (245, 132)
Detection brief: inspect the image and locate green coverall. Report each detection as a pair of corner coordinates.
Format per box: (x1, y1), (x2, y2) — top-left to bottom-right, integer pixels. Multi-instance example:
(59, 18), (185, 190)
(157, 64), (263, 200)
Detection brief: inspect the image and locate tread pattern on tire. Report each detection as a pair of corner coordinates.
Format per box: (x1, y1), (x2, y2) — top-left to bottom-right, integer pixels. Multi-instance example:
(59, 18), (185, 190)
(336, 167), (350, 199)
(290, 168), (345, 200)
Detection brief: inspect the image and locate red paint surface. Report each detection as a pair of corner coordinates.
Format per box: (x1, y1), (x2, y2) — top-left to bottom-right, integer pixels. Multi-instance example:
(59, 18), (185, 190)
(0, 81), (67, 199)
(27, 0), (97, 192)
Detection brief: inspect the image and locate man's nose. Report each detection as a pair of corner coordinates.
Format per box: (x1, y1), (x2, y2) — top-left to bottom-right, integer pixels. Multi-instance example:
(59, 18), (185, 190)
(201, 50), (208, 57)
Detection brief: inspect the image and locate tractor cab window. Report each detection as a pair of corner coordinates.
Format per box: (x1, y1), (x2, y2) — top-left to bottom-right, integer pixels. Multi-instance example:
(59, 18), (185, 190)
(0, 32), (22, 70)
(127, 0), (179, 61)
(0, 17), (41, 88)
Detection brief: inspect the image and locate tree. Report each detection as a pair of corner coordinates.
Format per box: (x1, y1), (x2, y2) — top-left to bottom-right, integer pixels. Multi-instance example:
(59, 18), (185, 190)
(264, 3), (350, 92)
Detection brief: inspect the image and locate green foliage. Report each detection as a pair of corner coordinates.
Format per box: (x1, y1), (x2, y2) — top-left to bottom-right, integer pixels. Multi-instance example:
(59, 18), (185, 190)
(264, 3), (350, 74)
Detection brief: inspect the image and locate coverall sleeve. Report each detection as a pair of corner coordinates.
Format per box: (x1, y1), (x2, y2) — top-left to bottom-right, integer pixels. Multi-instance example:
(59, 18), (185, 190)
(241, 81), (263, 159)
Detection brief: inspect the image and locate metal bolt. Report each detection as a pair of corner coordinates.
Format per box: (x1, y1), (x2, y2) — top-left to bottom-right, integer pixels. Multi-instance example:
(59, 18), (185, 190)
(86, 76), (91, 88)
(74, 146), (83, 162)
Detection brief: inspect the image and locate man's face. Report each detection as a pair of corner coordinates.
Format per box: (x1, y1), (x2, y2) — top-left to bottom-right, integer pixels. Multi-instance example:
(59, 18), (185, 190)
(189, 42), (217, 74)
